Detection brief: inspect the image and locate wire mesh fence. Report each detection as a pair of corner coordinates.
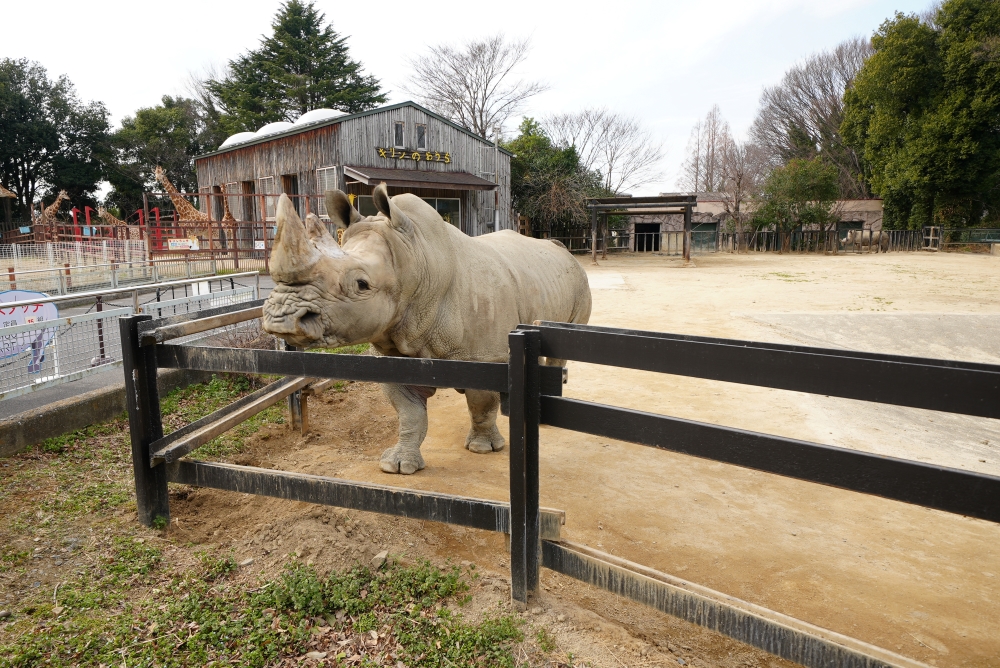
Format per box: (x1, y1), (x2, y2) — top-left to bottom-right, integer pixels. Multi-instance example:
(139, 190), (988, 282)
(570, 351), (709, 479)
(0, 272), (260, 402)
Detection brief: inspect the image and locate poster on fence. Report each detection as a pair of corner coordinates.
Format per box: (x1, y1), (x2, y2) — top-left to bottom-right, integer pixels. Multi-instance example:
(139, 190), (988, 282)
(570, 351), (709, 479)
(0, 290), (58, 372)
(254, 240), (266, 250)
(168, 238), (200, 251)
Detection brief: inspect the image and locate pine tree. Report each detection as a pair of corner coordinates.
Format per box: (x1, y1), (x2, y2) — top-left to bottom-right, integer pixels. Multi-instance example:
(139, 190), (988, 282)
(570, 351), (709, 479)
(208, 1), (386, 131)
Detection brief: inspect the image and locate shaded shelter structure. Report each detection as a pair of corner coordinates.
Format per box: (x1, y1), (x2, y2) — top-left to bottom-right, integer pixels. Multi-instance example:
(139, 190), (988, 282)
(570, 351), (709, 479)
(586, 195), (698, 263)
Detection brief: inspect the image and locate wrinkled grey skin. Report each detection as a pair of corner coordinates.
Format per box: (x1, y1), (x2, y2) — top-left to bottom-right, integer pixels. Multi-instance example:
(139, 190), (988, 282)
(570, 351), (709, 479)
(262, 184), (591, 474)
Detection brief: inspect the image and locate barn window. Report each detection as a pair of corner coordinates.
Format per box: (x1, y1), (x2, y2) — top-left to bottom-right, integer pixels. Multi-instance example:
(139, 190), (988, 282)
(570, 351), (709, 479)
(257, 176), (276, 220)
(420, 198), (461, 227)
(416, 124), (427, 150)
(315, 167), (338, 218)
(394, 122), (404, 149)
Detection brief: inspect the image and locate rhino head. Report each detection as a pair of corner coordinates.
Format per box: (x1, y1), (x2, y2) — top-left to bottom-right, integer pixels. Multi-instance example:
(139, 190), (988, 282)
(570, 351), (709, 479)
(262, 184), (415, 349)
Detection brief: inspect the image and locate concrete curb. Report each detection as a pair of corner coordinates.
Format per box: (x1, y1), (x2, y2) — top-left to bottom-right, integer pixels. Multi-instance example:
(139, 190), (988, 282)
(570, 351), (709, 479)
(0, 369), (213, 458)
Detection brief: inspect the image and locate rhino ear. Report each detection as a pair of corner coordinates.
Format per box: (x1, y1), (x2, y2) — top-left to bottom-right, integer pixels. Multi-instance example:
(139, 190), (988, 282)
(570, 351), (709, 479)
(372, 183), (413, 235)
(324, 189), (361, 230)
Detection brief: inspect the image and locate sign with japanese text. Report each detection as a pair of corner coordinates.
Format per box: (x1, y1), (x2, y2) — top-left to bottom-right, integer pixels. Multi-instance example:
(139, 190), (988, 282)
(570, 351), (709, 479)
(168, 238), (200, 251)
(376, 147), (451, 163)
(0, 290), (59, 372)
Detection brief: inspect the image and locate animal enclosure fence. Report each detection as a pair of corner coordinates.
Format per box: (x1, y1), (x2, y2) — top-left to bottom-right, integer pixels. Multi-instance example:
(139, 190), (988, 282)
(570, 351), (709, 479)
(0, 273), (259, 402)
(122, 304), (1000, 668)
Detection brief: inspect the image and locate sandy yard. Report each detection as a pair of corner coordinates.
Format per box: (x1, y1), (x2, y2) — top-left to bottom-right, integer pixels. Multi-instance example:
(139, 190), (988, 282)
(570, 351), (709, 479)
(170, 250), (1000, 667)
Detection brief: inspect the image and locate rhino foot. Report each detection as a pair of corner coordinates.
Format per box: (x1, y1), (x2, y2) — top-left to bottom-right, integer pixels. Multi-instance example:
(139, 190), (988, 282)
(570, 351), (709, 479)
(380, 446), (425, 475)
(465, 426), (505, 454)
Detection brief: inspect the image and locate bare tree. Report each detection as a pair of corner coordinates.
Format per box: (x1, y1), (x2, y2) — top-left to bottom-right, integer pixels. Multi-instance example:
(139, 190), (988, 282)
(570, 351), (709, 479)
(404, 34), (547, 139)
(544, 108), (664, 194)
(718, 139), (769, 249)
(749, 36), (873, 197)
(677, 105), (730, 192)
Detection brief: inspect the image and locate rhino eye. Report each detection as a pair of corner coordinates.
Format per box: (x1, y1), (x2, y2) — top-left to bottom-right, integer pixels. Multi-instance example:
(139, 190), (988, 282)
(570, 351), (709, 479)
(357, 279), (370, 292)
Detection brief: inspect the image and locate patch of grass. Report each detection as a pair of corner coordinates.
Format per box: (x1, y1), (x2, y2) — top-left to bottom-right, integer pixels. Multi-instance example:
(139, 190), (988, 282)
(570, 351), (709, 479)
(309, 342), (371, 355)
(0, 560), (523, 668)
(535, 626), (557, 653)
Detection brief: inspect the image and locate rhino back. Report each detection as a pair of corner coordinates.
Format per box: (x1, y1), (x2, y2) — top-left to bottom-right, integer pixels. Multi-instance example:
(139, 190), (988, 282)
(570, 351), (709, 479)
(404, 229), (590, 362)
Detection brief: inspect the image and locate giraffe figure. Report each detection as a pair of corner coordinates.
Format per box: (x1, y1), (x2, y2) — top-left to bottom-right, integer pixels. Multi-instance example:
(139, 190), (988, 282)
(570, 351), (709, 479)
(220, 183), (238, 223)
(98, 207), (142, 241)
(40, 190), (69, 224)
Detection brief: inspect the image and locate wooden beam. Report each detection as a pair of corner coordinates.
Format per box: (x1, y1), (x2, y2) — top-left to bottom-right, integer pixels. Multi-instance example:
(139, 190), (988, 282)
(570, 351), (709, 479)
(542, 540), (929, 668)
(150, 376), (313, 465)
(164, 459), (563, 539)
(141, 306), (263, 345)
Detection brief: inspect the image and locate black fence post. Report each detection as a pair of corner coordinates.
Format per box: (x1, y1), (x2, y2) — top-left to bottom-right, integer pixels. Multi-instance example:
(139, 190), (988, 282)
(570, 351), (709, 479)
(282, 341), (303, 430)
(120, 314), (170, 527)
(508, 329), (541, 606)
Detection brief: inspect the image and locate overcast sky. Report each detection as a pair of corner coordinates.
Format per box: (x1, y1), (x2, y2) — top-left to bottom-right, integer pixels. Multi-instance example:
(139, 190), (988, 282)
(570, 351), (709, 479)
(4, 0), (929, 195)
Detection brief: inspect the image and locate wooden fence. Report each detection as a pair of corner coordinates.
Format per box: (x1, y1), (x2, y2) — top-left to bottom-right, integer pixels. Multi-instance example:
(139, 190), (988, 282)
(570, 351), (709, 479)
(121, 303), (1000, 668)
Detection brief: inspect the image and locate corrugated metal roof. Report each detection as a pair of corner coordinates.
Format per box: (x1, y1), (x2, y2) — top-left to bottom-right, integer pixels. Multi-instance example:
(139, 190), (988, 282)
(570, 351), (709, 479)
(344, 165), (497, 191)
(195, 101), (513, 160)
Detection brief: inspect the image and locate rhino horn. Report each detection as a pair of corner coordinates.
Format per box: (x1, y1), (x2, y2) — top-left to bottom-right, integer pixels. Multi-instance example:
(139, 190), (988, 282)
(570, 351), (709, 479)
(304, 212), (345, 257)
(372, 183), (413, 235)
(271, 194), (321, 281)
(325, 189), (362, 230)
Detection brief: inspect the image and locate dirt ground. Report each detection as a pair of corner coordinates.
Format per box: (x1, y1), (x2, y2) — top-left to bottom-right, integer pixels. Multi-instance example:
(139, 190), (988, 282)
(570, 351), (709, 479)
(172, 250), (999, 667)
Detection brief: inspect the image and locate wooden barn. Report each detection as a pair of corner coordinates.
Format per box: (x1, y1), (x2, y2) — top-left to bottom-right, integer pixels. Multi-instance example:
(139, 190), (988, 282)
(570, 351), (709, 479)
(194, 101), (512, 236)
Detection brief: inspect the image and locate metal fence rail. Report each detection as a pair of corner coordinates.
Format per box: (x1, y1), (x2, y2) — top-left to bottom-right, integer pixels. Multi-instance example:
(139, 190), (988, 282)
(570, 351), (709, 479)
(0, 272), (259, 402)
(122, 304), (1000, 668)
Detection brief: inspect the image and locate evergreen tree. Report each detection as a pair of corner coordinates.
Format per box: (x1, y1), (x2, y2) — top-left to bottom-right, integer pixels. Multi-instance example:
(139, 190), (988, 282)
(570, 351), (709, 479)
(752, 157), (840, 233)
(208, 1), (386, 131)
(0, 58), (110, 225)
(504, 119), (604, 232)
(842, 0), (1000, 228)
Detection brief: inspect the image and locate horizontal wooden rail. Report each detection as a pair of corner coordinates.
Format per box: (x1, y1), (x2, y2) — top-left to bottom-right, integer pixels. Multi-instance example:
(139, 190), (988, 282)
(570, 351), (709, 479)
(541, 540), (928, 668)
(165, 459), (563, 539)
(150, 376), (313, 465)
(540, 396), (1000, 523)
(141, 305), (263, 345)
(156, 345), (510, 392)
(526, 322), (1000, 419)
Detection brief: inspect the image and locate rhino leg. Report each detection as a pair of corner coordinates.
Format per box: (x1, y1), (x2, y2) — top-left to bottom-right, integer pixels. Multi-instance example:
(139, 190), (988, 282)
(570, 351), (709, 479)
(379, 383), (436, 474)
(463, 389), (505, 454)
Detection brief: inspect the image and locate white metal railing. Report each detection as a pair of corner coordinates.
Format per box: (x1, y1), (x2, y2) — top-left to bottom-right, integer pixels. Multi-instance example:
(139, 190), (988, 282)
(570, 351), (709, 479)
(0, 272), (260, 402)
(1, 255), (244, 296)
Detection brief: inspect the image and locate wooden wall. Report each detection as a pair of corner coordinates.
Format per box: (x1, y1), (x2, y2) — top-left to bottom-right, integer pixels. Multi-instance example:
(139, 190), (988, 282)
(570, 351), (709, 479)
(194, 104), (511, 236)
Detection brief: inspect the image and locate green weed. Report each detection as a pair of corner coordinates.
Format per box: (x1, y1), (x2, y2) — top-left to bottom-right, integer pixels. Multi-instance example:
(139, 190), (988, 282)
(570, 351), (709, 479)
(0, 560), (522, 668)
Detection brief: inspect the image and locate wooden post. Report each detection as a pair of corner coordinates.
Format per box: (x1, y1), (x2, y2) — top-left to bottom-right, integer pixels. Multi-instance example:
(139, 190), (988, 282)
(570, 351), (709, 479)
(7, 267), (14, 290)
(683, 205), (692, 263)
(508, 329), (541, 606)
(300, 387), (312, 435)
(590, 206), (598, 265)
(284, 342), (303, 430)
(120, 315), (170, 527)
(601, 214), (608, 260)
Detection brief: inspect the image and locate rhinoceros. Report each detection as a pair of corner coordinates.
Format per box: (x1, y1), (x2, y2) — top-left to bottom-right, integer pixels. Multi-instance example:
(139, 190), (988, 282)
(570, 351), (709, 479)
(845, 229), (889, 252)
(262, 184), (592, 474)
